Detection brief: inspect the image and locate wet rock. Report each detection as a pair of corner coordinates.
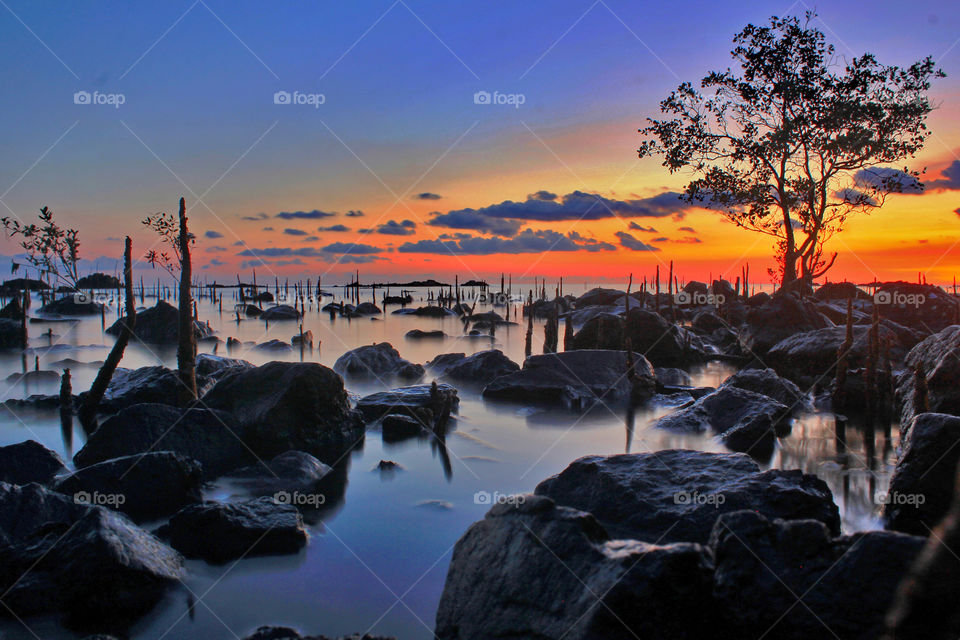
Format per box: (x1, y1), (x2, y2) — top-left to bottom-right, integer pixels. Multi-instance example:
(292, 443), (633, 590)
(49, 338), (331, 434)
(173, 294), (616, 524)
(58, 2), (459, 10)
(0, 440), (66, 485)
(242, 304), (263, 317)
(740, 294), (831, 355)
(106, 300), (213, 344)
(569, 312), (624, 350)
(0, 318), (24, 349)
(157, 497), (307, 564)
(196, 353), (253, 382)
(333, 342), (425, 382)
(39, 295), (104, 316)
(574, 287), (626, 307)
(884, 413), (960, 536)
(691, 309), (726, 333)
(203, 361), (364, 463)
(875, 282), (958, 331)
(482, 350), (656, 411)
(223, 451), (333, 497)
(292, 330), (314, 347)
(53, 452), (202, 522)
(254, 292), (274, 303)
(534, 450), (839, 544)
(428, 349), (520, 386)
(656, 367), (692, 387)
(0, 297), (24, 320)
(623, 308), (709, 366)
(814, 281), (870, 301)
(896, 325), (960, 425)
(435, 494), (716, 640)
(255, 339), (293, 352)
(259, 305), (301, 321)
(380, 414), (427, 442)
(75, 403), (252, 478)
(0, 482), (183, 622)
(354, 302), (381, 315)
(720, 367), (811, 413)
(76, 365), (186, 413)
(242, 627), (396, 640)
(405, 329), (446, 339)
(711, 510), (924, 639)
(392, 306), (456, 317)
(375, 460), (403, 472)
(357, 383), (459, 426)
(5, 370), (60, 385)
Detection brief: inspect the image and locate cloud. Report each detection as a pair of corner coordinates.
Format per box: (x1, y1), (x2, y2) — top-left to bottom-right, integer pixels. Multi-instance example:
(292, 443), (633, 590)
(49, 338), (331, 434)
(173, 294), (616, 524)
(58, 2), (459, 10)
(678, 226), (696, 233)
(262, 227), (274, 231)
(676, 236), (702, 244)
(928, 160), (960, 190)
(415, 192), (442, 200)
(345, 210), (365, 217)
(615, 231), (660, 252)
(528, 190), (558, 201)
(205, 246), (228, 253)
(628, 222), (657, 232)
(318, 224), (350, 232)
(335, 255), (383, 264)
(240, 213), (268, 221)
(853, 167), (923, 193)
(428, 209), (524, 237)
(276, 209), (337, 220)
(204, 230), (224, 239)
(398, 229), (615, 255)
(237, 247), (326, 258)
(303, 236), (319, 242)
(320, 242), (385, 255)
(652, 237), (669, 242)
(283, 228), (308, 236)
(376, 219), (416, 236)
(954, 207), (960, 217)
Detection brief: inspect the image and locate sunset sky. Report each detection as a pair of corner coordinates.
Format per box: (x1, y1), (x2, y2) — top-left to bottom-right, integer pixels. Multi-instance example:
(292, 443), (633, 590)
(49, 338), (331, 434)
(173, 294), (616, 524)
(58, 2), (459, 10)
(1, 0), (958, 286)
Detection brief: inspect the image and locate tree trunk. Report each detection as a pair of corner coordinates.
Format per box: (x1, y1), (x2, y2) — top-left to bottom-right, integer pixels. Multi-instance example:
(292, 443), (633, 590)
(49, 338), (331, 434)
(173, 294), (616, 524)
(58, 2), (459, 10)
(78, 237), (136, 433)
(177, 198), (198, 406)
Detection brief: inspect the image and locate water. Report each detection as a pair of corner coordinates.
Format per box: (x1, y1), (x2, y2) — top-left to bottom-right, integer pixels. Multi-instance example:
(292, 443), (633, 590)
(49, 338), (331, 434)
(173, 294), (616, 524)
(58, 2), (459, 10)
(0, 286), (898, 639)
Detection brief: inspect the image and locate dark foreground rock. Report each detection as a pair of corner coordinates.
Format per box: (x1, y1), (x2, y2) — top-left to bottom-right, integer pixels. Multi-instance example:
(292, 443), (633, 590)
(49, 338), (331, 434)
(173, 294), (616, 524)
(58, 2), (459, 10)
(435, 495), (715, 640)
(482, 350), (656, 411)
(719, 367), (811, 412)
(77, 365), (186, 412)
(427, 349), (519, 386)
(333, 342), (424, 382)
(106, 300), (213, 344)
(357, 383), (459, 426)
(0, 440), (66, 485)
(39, 295), (103, 316)
(0, 318), (23, 349)
(0, 482), (183, 622)
(896, 325), (960, 425)
(75, 403), (252, 477)
(157, 497), (307, 563)
(53, 452), (202, 522)
(222, 451), (333, 497)
(534, 450), (839, 543)
(242, 627), (396, 640)
(740, 294), (830, 355)
(202, 361), (365, 462)
(884, 413), (960, 536)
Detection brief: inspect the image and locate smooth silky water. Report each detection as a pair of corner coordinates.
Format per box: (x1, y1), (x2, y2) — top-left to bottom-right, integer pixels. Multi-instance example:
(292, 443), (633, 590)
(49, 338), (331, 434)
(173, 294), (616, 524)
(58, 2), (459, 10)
(0, 286), (897, 639)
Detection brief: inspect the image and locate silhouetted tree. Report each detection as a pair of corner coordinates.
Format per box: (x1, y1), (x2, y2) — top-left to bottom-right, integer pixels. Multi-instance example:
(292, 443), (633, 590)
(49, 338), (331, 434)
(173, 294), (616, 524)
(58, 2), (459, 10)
(638, 13), (942, 284)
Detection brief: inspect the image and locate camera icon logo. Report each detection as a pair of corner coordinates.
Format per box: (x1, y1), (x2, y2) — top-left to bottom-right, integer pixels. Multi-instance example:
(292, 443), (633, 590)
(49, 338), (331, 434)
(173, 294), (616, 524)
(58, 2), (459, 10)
(674, 291), (692, 305)
(74, 491), (91, 505)
(73, 90), (91, 105)
(473, 490), (492, 505)
(473, 91), (491, 105)
(73, 292), (90, 304)
(273, 490), (291, 504)
(273, 90), (291, 105)
(874, 291), (891, 305)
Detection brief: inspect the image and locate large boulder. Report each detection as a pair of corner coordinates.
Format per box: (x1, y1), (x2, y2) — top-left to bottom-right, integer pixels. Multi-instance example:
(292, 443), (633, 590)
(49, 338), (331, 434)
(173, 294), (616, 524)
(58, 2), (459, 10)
(202, 361), (365, 462)
(242, 628), (396, 640)
(0, 482), (183, 622)
(332, 343), (424, 382)
(0, 440), (66, 485)
(719, 367), (811, 413)
(196, 353), (254, 381)
(711, 510), (925, 639)
(427, 349), (520, 386)
(482, 350), (656, 411)
(222, 451), (333, 497)
(435, 495), (716, 640)
(884, 413), (960, 536)
(354, 301), (381, 315)
(874, 282), (958, 331)
(106, 300), (213, 344)
(259, 305), (301, 321)
(814, 281), (870, 301)
(573, 287), (626, 308)
(357, 383), (459, 426)
(157, 497), (307, 564)
(74, 403), (252, 478)
(0, 317), (24, 349)
(572, 308), (708, 366)
(52, 452), (202, 522)
(896, 325), (960, 425)
(77, 365), (184, 412)
(740, 294), (831, 355)
(38, 295), (103, 316)
(766, 325), (901, 387)
(534, 450), (839, 544)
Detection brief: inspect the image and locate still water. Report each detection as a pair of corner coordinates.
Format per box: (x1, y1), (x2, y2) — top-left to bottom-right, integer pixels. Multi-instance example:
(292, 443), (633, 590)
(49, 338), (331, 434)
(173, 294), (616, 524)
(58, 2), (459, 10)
(0, 285), (897, 639)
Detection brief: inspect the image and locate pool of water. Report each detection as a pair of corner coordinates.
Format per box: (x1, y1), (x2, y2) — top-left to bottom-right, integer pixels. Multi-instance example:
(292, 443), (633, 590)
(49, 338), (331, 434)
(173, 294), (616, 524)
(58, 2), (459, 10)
(0, 285), (898, 639)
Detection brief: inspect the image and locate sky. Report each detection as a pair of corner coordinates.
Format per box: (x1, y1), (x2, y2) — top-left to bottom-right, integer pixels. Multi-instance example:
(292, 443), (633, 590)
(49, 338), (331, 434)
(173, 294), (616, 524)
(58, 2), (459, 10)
(0, 0), (959, 286)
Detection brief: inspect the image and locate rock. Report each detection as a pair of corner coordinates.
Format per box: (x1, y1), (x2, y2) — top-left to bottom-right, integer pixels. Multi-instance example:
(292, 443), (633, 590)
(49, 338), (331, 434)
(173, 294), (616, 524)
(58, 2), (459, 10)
(196, 353), (253, 381)
(333, 342), (425, 382)
(380, 414), (427, 442)
(157, 497), (307, 564)
(766, 324), (901, 387)
(243, 304), (263, 317)
(435, 494), (716, 640)
(482, 350), (656, 411)
(740, 294), (830, 355)
(574, 287), (626, 307)
(202, 361), (365, 462)
(691, 310), (726, 333)
(897, 325), (960, 425)
(0, 317), (24, 349)
(292, 330), (314, 347)
(814, 281), (870, 301)
(0, 440), (66, 485)
(884, 413), (960, 536)
(875, 282), (958, 331)
(76, 365), (186, 412)
(392, 306), (455, 317)
(255, 339), (293, 352)
(375, 460), (403, 472)
(357, 383), (459, 426)
(259, 305), (301, 321)
(405, 329), (446, 339)
(223, 451), (333, 497)
(241, 627), (396, 640)
(622, 308), (708, 366)
(0, 482), (183, 622)
(0, 297), (24, 320)
(656, 367), (692, 387)
(75, 403), (252, 478)
(429, 349), (520, 386)
(354, 302), (381, 315)
(711, 510), (925, 639)
(534, 450), (839, 544)
(106, 300), (213, 344)
(52, 452), (202, 522)
(720, 367), (811, 413)
(39, 295), (103, 316)
(569, 312), (624, 350)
